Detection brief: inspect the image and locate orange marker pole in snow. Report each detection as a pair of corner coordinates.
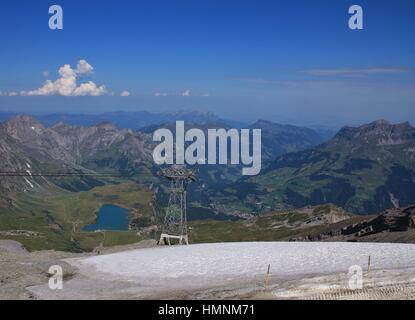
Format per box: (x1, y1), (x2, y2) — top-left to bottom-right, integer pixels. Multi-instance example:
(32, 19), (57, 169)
(367, 256), (372, 279)
(264, 264), (271, 289)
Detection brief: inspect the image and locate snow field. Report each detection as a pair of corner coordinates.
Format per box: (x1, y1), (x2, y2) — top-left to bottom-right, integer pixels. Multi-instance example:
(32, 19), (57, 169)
(68, 242), (415, 285)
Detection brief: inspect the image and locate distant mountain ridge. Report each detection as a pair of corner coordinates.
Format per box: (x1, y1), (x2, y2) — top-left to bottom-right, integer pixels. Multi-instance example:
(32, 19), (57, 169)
(250, 120), (323, 161)
(0, 110), (245, 130)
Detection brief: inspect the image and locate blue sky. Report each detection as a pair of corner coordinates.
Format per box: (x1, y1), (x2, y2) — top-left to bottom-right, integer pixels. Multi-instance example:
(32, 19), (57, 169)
(0, 0), (414, 126)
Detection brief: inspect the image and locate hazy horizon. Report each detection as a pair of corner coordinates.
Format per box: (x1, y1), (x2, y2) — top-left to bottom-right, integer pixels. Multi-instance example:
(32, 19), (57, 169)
(0, 0), (414, 127)
(1, 106), (414, 130)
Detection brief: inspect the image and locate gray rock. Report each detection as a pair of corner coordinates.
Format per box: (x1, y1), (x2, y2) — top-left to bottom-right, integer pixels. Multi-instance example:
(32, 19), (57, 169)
(35, 260), (78, 280)
(0, 240), (27, 253)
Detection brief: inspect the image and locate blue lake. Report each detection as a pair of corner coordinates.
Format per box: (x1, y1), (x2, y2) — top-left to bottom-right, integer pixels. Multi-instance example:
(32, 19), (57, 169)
(84, 204), (130, 231)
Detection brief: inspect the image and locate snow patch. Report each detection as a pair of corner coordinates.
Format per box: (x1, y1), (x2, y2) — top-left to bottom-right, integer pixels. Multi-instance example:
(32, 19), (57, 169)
(68, 242), (415, 285)
(24, 177), (34, 188)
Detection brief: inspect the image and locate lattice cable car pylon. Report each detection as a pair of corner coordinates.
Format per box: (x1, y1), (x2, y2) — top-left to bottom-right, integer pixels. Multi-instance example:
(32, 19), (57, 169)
(158, 166), (196, 245)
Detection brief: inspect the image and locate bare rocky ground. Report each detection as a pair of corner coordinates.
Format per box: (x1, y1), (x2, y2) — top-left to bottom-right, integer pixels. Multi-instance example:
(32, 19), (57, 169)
(0, 239), (157, 300)
(0, 241), (76, 300)
(2, 239), (415, 300)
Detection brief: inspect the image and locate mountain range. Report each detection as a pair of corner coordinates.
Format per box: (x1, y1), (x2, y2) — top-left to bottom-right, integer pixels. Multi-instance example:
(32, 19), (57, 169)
(1, 113), (414, 216)
(0, 112), (325, 209)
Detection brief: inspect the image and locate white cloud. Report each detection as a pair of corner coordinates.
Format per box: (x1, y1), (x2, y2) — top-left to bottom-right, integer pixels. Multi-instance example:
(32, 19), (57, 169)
(154, 90), (209, 97)
(0, 91), (18, 96)
(303, 67), (412, 76)
(76, 59), (94, 75)
(181, 89), (191, 97)
(21, 59), (106, 96)
(73, 81), (106, 96)
(120, 90), (130, 97)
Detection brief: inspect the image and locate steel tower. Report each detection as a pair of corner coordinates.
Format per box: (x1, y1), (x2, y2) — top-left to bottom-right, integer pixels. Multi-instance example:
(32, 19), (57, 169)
(159, 166), (196, 245)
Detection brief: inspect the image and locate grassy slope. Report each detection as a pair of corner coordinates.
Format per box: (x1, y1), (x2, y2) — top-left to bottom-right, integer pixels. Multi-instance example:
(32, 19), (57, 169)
(241, 143), (410, 214)
(189, 204), (349, 243)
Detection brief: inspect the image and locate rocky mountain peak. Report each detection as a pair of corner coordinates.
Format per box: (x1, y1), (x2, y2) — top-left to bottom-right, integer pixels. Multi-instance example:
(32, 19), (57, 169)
(50, 121), (68, 129)
(371, 119), (390, 126)
(0, 114), (44, 140)
(96, 122), (116, 131)
(330, 120), (415, 146)
(4, 113), (43, 127)
(252, 119), (275, 127)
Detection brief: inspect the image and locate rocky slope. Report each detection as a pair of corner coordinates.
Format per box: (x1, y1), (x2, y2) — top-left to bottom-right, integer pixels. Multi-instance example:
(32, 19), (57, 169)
(0, 114), (153, 206)
(301, 204), (415, 243)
